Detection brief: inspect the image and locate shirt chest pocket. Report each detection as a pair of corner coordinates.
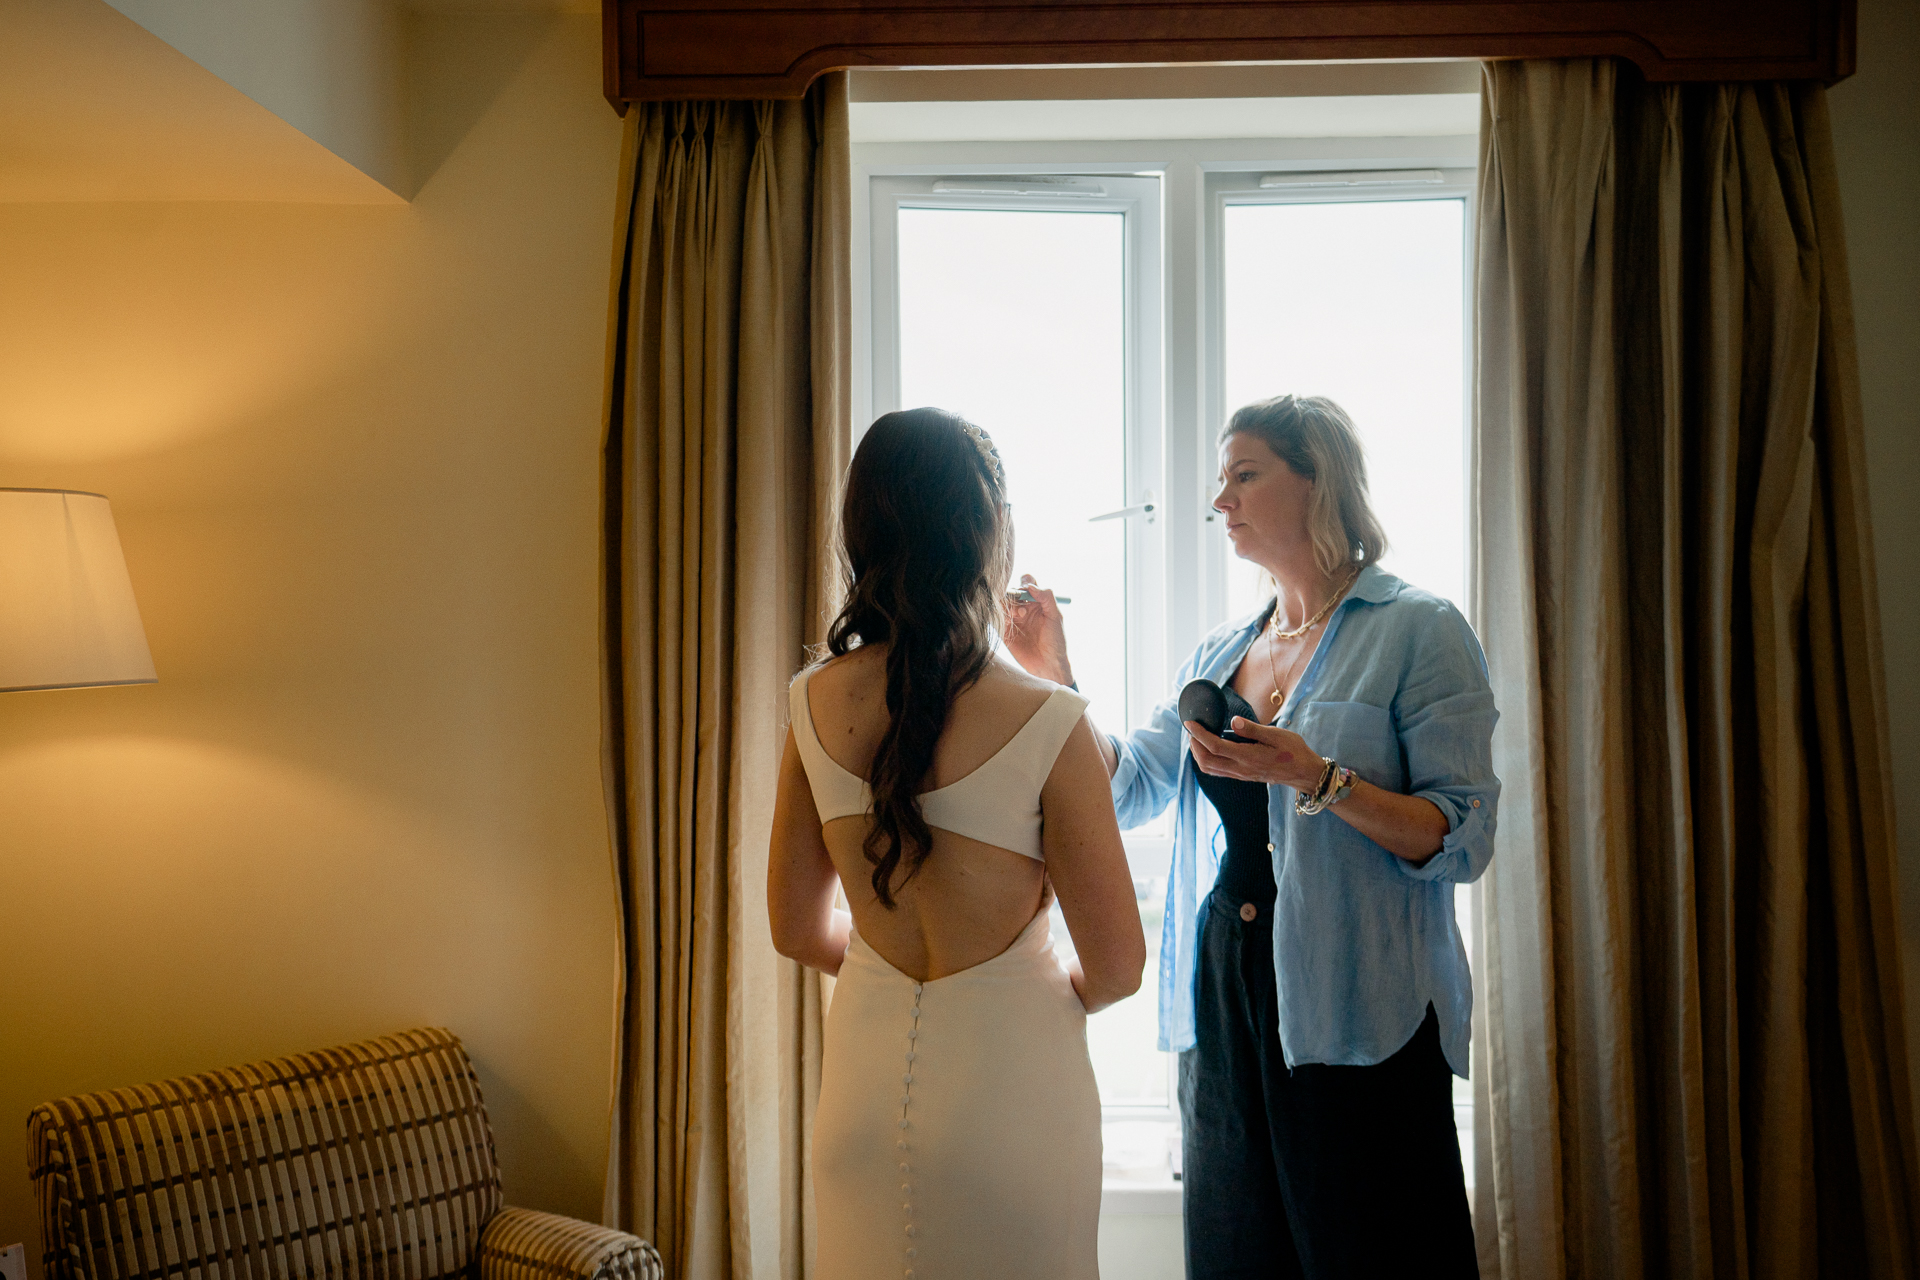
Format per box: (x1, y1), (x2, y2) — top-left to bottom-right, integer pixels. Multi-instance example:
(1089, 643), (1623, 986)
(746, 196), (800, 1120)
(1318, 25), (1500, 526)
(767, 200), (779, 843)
(1292, 700), (1402, 793)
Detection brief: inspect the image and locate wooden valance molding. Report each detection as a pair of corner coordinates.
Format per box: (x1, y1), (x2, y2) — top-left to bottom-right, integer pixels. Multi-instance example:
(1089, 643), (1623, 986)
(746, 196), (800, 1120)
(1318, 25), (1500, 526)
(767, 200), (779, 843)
(602, 0), (1857, 106)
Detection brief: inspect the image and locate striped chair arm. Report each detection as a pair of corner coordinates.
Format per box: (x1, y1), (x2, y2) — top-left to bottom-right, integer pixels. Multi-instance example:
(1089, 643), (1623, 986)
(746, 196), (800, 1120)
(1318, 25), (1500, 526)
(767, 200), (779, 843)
(477, 1206), (664, 1280)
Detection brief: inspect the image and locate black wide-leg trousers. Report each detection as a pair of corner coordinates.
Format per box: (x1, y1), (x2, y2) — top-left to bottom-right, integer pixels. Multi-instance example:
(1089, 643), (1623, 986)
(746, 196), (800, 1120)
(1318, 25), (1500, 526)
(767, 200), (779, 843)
(1179, 890), (1479, 1280)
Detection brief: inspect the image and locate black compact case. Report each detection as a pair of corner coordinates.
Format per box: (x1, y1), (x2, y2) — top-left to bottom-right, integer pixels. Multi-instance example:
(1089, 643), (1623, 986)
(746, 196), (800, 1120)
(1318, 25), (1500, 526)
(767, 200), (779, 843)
(1178, 678), (1260, 742)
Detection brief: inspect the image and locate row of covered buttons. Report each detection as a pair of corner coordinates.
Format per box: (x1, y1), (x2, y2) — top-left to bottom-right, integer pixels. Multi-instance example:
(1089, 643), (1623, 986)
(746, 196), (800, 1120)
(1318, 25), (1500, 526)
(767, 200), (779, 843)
(898, 981), (923, 1278)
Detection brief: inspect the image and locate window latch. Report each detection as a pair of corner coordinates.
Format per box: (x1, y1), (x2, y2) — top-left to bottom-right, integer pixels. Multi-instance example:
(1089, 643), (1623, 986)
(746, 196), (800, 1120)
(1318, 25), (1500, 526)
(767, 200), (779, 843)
(1090, 491), (1155, 524)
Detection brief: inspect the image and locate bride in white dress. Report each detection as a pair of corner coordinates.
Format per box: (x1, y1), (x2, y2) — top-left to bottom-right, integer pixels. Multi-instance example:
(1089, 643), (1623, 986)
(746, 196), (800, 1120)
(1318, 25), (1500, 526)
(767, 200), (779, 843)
(769, 407), (1145, 1280)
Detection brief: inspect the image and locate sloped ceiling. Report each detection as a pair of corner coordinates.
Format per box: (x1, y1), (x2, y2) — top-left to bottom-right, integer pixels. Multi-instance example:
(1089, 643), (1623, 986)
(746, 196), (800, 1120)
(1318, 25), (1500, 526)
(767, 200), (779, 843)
(0, 0), (593, 203)
(0, 0), (401, 202)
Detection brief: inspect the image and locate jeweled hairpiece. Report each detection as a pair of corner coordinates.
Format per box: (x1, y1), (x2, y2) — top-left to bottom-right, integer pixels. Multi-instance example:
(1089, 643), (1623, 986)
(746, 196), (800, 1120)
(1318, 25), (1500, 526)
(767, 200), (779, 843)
(959, 421), (1004, 486)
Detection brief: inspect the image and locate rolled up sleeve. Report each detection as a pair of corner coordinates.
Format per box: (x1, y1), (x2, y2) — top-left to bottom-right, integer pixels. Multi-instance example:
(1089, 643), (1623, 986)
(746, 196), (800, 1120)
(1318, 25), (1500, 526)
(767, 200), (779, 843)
(1393, 606), (1500, 883)
(1111, 690), (1189, 830)
(1110, 638), (1219, 830)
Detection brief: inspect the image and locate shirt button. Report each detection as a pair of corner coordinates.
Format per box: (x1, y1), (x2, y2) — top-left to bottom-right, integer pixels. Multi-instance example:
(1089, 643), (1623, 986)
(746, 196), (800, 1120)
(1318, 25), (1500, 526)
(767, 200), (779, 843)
(1239, 902), (1257, 922)
(1472, 798), (1481, 808)
(1266, 842), (1275, 852)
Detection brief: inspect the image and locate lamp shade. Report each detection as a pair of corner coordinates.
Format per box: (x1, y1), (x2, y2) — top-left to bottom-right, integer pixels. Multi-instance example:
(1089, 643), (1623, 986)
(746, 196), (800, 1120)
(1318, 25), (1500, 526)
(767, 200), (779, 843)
(0, 488), (157, 692)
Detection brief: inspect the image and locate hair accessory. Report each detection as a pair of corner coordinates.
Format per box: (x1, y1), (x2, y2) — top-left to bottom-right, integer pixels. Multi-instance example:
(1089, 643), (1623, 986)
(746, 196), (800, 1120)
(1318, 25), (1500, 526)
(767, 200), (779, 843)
(959, 421), (1004, 485)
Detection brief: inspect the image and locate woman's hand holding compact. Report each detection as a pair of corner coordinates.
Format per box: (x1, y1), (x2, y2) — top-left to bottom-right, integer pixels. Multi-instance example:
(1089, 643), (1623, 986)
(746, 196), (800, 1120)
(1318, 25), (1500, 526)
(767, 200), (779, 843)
(1183, 716), (1326, 792)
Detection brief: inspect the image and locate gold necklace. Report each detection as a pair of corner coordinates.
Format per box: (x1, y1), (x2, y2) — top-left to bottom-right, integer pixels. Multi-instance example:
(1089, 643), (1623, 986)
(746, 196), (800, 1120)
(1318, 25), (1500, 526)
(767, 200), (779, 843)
(1264, 569), (1359, 709)
(1268, 568), (1359, 641)
(1265, 629), (1304, 711)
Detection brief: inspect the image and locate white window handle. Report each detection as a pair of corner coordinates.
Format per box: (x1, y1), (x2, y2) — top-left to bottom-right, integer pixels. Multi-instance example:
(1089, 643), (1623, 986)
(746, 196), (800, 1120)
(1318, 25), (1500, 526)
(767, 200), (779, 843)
(1090, 491), (1155, 523)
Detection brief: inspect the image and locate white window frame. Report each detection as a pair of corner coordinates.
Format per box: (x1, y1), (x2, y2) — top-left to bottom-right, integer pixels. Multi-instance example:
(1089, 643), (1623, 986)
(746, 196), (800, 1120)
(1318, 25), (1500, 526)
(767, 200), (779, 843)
(866, 174), (1167, 779)
(854, 132), (1481, 1186)
(1201, 167), (1479, 626)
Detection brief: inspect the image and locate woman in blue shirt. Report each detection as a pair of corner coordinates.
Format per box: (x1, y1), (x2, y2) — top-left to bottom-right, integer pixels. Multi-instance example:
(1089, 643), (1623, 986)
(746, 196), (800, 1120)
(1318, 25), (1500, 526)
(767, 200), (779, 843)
(1007, 394), (1495, 1279)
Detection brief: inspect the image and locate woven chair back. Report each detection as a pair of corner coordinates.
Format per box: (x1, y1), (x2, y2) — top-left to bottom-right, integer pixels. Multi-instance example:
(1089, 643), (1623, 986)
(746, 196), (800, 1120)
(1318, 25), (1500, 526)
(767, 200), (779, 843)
(29, 1027), (503, 1280)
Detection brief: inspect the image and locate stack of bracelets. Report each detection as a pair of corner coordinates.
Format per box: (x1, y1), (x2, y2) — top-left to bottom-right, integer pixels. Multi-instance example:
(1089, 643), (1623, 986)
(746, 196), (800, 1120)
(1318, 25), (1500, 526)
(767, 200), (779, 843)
(1294, 757), (1356, 816)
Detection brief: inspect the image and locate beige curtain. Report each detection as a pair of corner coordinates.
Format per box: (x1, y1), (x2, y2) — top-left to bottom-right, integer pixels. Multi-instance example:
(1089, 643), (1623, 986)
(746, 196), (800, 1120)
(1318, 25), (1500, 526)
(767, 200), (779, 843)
(600, 75), (850, 1280)
(1472, 58), (1920, 1280)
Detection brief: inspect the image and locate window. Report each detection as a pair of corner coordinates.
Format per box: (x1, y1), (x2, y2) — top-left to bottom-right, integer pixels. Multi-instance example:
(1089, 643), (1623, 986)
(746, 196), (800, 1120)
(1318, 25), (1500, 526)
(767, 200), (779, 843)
(1216, 183), (1468, 617)
(871, 175), (1165, 741)
(859, 133), (1477, 1199)
(1211, 173), (1476, 1176)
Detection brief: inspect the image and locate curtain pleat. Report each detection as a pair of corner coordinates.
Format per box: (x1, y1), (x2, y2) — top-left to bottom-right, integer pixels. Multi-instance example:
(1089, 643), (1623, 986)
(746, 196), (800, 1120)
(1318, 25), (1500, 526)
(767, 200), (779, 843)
(601, 75), (850, 1280)
(1473, 58), (1919, 1280)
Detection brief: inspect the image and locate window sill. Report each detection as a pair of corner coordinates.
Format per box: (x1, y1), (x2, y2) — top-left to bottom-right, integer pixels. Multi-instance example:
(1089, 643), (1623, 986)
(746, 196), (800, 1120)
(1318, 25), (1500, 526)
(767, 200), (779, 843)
(1101, 1179), (1183, 1216)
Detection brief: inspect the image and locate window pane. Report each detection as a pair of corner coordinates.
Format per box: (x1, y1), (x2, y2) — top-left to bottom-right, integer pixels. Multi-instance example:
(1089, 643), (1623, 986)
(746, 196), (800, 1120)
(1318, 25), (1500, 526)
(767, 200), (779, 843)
(895, 207), (1129, 734)
(1223, 196), (1473, 1186)
(1050, 874), (1170, 1107)
(1222, 199), (1467, 618)
(897, 203), (1166, 1109)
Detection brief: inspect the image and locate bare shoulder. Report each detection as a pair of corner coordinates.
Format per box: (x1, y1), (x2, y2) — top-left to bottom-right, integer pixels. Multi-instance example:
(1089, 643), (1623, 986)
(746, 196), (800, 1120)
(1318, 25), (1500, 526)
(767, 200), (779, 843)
(982, 654), (1065, 697)
(805, 644), (886, 699)
(975, 656), (1067, 694)
(953, 655), (1066, 719)
(808, 648), (1063, 738)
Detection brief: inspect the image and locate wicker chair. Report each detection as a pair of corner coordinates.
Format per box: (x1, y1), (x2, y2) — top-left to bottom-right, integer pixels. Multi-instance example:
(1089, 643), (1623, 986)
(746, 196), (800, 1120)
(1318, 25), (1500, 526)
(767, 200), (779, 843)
(27, 1027), (662, 1280)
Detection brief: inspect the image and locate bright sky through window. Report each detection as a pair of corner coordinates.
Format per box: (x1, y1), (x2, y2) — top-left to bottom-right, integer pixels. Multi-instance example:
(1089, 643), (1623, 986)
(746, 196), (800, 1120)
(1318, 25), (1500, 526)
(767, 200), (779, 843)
(895, 207), (1130, 735)
(891, 193), (1476, 1129)
(895, 205), (1172, 1108)
(1223, 199), (1467, 619)
(1224, 197), (1475, 1160)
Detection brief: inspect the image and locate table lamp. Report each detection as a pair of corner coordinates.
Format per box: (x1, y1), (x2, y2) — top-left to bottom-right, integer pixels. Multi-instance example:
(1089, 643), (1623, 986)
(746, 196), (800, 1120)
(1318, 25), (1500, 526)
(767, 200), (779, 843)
(0, 488), (156, 692)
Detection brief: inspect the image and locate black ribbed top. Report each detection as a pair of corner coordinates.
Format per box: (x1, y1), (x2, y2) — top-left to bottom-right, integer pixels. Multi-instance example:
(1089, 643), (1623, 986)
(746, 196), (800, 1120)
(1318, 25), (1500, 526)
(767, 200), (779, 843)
(1196, 768), (1276, 906)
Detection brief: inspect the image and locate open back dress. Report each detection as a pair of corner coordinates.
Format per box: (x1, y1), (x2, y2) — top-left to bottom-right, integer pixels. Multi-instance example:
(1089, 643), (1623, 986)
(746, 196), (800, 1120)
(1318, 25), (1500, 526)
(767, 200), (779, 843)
(790, 668), (1103, 1280)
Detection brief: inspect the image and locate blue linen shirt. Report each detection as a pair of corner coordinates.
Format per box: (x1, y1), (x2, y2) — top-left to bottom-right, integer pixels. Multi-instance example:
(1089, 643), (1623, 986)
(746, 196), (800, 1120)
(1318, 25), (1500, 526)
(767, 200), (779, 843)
(1109, 564), (1498, 1077)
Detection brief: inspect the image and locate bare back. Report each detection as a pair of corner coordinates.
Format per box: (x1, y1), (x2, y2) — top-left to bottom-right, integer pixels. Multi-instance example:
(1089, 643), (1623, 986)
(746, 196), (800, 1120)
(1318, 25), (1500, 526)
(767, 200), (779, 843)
(803, 646), (1074, 979)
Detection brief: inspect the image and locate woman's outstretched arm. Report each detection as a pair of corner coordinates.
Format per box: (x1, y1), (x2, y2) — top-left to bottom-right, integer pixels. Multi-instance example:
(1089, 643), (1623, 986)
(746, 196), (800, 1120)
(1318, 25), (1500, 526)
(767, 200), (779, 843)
(769, 729), (853, 974)
(1009, 578), (1214, 840)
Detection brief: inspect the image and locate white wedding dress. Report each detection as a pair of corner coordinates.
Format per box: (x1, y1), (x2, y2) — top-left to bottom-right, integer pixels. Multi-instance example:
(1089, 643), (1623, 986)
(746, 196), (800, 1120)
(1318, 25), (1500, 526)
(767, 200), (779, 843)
(791, 671), (1103, 1280)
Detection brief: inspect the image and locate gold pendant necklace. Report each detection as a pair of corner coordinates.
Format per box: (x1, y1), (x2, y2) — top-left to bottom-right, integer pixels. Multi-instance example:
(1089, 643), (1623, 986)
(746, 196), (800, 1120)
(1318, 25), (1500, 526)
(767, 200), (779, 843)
(1268, 568), (1360, 642)
(1266, 634), (1297, 710)
(1265, 568), (1359, 707)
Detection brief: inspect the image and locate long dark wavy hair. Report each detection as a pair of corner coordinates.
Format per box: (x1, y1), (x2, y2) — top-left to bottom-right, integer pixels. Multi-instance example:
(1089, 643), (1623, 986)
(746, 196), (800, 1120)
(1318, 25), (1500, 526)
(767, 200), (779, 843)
(824, 407), (1012, 907)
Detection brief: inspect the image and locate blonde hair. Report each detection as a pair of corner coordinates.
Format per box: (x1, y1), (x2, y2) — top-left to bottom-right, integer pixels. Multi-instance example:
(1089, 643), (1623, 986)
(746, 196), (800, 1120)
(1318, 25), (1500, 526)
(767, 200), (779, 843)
(1220, 394), (1388, 576)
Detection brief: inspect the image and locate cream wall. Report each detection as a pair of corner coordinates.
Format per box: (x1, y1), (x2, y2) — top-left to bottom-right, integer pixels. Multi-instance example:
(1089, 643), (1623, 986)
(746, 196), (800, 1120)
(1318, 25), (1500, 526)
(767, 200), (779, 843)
(1830, 0), (1920, 1123)
(0, 13), (623, 1268)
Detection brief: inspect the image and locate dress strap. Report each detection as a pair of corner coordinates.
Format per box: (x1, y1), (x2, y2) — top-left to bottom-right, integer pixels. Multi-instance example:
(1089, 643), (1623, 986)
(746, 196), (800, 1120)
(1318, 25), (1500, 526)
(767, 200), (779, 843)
(789, 668), (869, 822)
